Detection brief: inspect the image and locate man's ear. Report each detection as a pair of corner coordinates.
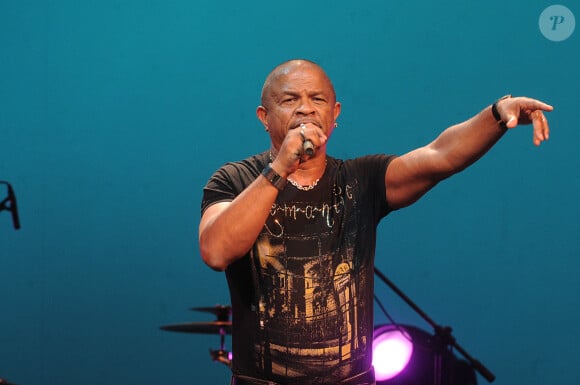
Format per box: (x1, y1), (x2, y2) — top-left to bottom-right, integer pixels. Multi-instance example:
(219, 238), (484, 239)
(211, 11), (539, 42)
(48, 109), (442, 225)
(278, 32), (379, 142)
(256, 105), (268, 129)
(333, 101), (341, 121)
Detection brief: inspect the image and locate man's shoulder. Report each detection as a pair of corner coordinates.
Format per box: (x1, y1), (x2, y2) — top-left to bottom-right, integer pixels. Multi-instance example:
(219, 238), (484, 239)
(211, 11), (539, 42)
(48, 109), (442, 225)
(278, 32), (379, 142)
(217, 151), (269, 174)
(331, 154), (396, 169)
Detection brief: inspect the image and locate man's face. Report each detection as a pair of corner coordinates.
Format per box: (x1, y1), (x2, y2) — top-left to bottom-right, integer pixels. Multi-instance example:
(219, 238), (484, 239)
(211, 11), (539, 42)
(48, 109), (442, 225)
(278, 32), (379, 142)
(257, 63), (341, 148)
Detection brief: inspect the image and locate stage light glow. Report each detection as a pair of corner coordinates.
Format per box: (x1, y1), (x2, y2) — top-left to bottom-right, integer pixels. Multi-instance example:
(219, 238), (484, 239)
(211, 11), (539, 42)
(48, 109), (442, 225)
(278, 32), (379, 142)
(372, 324), (478, 385)
(372, 325), (414, 381)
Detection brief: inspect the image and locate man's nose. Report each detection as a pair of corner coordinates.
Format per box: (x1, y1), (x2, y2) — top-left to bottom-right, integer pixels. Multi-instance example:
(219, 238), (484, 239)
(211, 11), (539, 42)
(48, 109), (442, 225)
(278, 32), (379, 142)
(296, 98), (315, 114)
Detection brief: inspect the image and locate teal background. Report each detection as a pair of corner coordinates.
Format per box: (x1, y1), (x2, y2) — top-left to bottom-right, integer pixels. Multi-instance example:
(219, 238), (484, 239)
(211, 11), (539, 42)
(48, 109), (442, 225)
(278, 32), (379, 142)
(1, 1), (578, 384)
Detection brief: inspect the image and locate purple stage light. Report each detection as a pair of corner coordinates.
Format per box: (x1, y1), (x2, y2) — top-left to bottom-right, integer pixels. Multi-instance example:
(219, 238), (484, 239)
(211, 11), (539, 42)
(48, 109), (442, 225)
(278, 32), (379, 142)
(372, 325), (414, 381)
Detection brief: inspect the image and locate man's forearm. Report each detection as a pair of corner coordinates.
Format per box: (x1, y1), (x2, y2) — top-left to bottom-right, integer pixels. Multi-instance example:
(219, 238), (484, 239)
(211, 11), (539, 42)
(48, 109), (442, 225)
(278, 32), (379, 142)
(199, 175), (281, 271)
(430, 104), (506, 175)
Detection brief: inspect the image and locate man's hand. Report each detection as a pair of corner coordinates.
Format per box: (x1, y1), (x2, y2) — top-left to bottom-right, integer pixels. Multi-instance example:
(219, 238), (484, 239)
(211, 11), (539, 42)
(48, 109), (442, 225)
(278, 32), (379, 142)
(496, 96), (554, 146)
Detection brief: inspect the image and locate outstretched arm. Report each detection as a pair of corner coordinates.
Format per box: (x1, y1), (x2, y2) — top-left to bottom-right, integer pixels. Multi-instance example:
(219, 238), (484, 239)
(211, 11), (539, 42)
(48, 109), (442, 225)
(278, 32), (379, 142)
(385, 96), (554, 209)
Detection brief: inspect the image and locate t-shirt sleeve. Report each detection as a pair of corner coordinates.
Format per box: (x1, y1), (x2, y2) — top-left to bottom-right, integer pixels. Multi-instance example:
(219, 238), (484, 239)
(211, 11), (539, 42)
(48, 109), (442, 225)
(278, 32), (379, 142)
(372, 154), (397, 219)
(200, 158), (264, 215)
(200, 166), (237, 214)
(349, 154), (397, 221)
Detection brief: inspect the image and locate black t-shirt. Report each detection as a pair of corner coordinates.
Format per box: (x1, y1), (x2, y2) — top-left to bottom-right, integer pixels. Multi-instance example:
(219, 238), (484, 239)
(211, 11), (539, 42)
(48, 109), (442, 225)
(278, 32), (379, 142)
(202, 151), (395, 384)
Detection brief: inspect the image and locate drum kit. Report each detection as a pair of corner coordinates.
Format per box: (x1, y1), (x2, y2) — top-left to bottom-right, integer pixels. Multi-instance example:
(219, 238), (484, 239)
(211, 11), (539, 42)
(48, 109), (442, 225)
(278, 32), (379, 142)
(160, 304), (232, 367)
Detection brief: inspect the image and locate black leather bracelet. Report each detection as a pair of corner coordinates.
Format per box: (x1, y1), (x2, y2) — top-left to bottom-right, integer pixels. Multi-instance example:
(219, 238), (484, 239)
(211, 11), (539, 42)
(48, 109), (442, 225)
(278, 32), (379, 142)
(491, 94), (512, 130)
(261, 163), (287, 191)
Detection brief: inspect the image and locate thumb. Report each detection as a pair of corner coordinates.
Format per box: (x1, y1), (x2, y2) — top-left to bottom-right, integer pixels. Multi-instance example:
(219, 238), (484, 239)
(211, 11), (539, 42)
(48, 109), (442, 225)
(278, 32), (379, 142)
(505, 115), (518, 129)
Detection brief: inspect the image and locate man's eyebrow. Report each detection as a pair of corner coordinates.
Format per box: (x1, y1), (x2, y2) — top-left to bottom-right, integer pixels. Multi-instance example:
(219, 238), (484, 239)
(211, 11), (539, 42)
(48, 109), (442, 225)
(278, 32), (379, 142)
(279, 89), (327, 96)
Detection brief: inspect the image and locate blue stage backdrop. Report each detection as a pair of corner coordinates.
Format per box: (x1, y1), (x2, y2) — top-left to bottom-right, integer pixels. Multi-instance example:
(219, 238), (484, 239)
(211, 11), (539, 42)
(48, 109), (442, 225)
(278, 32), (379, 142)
(1, 1), (578, 384)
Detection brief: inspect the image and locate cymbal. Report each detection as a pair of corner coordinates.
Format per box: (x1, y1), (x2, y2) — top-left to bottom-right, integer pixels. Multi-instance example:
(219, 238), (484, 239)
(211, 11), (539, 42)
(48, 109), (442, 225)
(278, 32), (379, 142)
(190, 305), (231, 314)
(190, 305), (231, 321)
(160, 321), (232, 335)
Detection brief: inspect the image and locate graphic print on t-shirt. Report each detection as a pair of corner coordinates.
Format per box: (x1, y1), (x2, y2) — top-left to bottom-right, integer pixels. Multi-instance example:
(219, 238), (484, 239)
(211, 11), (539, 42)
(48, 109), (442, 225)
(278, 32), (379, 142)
(252, 180), (370, 379)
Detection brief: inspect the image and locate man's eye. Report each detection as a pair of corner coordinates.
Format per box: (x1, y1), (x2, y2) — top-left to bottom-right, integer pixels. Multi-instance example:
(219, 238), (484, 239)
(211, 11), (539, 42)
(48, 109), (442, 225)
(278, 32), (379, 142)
(282, 98), (296, 104)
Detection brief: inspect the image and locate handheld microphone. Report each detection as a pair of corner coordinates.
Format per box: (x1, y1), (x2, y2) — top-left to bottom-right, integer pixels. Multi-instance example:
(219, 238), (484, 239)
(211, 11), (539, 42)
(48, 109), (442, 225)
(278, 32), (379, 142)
(7, 183), (20, 230)
(303, 140), (315, 156)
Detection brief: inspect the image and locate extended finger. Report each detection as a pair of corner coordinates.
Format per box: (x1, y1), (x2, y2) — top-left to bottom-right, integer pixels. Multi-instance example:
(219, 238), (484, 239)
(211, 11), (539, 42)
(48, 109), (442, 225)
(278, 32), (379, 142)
(531, 100), (554, 113)
(532, 110), (550, 146)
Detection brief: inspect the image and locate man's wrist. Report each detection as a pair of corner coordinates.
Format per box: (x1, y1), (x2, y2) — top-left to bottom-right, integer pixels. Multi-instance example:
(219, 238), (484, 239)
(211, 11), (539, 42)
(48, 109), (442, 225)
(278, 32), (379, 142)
(491, 94), (512, 130)
(261, 163), (287, 190)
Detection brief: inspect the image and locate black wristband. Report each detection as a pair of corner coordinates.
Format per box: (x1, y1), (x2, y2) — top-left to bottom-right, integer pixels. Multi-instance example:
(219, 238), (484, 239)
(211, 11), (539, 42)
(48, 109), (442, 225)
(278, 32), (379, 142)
(491, 94), (512, 130)
(261, 163), (287, 191)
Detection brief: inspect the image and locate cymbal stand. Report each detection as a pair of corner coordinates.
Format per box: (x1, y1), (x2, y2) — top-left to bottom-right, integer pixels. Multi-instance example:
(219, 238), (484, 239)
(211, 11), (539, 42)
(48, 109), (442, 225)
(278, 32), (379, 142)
(209, 326), (231, 367)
